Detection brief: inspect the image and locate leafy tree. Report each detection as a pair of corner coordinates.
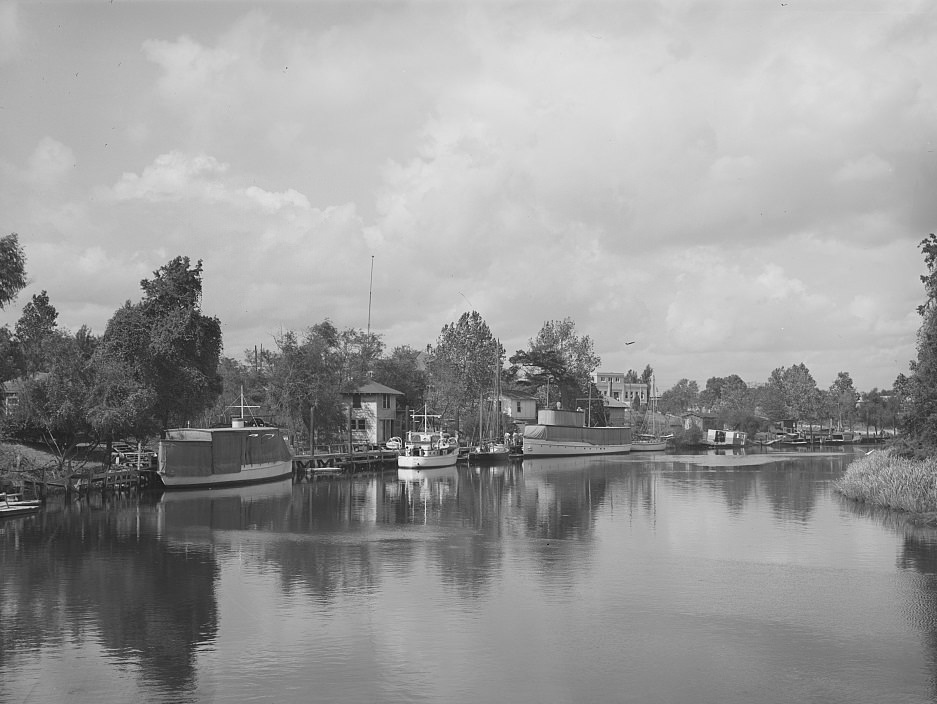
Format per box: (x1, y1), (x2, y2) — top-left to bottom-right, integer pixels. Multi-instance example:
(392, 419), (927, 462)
(0, 326), (21, 382)
(764, 363), (821, 427)
(828, 371), (858, 429)
(5, 328), (98, 473)
(14, 290), (58, 375)
(699, 375), (747, 411)
(510, 318), (599, 410)
(373, 345), (426, 409)
(640, 364), (654, 387)
(659, 378), (699, 415)
(426, 311), (502, 433)
(263, 320), (380, 444)
(903, 234), (937, 449)
(0, 233), (27, 310)
(92, 256), (223, 432)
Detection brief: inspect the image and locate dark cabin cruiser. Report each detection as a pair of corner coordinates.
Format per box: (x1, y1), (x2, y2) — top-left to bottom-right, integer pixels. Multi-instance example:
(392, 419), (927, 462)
(157, 393), (293, 489)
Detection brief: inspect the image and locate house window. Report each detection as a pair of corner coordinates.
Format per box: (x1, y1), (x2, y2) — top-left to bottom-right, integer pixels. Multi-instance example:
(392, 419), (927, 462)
(383, 394), (391, 409)
(352, 418), (366, 431)
(516, 401), (522, 413)
(353, 394), (361, 409)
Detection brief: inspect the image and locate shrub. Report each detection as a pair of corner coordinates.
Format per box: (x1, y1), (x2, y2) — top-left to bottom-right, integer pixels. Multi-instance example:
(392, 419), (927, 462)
(834, 449), (937, 514)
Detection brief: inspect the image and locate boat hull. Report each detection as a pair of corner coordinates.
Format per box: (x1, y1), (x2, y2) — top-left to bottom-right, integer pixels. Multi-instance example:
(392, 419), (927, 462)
(397, 452), (459, 469)
(522, 438), (631, 456)
(631, 440), (668, 452)
(157, 460), (293, 489)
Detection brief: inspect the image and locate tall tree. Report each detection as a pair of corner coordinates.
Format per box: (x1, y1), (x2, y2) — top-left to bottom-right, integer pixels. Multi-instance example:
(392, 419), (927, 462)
(511, 318), (600, 409)
(764, 363), (820, 426)
(5, 328), (98, 472)
(0, 233), (27, 310)
(828, 371), (858, 429)
(700, 375), (747, 411)
(903, 234), (937, 448)
(659, 378), (699, 415)
(93, 256), (223, 431)
(15, 290), (58, 375)
(373, 345), (426, 408)
(426, 311), (502, 432)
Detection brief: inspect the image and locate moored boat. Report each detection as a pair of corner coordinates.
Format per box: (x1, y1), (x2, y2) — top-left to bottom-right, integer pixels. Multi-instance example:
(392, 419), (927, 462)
(397, 430), (460, 469)
(0, 492), (41, 518)
(522, 407), (632, 457)
(702, 429), (748, 448)
(157, 420), (294, 489)
(468, 441), (511, 463)
(631, 378), (670, 452)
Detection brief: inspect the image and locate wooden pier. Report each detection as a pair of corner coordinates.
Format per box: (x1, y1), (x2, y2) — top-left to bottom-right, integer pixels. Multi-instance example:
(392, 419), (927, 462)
(293, 444), (399, 477)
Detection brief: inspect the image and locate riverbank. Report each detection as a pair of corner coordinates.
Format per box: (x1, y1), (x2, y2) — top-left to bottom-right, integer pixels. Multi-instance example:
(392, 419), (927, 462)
(834, 449), (937, 523)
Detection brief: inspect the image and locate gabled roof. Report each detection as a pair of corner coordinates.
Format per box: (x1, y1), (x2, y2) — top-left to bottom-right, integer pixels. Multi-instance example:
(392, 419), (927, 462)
(348, 381), (403, 396)
(499, 389), (538, 400)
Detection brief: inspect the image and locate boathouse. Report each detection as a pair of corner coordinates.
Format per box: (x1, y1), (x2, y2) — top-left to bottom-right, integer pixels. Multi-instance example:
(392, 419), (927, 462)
(340, 381), (403, 447)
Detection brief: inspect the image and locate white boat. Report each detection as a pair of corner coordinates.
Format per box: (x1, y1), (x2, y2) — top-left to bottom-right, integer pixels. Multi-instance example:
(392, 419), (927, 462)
(0, 492), (41, 518)
(701, 429), (747, 448)
(632, 377), (670, 452)
(397, 405), (460, 470)
(522, 407), (632, 457)
(397, 430), (460, 469)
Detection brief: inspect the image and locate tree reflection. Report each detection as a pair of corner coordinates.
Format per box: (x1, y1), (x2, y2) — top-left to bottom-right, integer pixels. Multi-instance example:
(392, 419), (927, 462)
(0, 494), (217, 695)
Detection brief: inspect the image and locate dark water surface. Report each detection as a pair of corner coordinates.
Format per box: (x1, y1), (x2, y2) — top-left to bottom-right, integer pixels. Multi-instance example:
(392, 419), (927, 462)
(3, 450), (937, 703)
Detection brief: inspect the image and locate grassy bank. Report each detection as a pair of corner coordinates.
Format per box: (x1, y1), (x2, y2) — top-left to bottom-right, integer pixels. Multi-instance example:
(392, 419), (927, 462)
(834, 450), (937, 516)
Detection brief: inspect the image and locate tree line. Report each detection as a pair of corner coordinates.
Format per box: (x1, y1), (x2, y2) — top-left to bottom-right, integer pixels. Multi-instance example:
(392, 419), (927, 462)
(2, 230), (936, 471)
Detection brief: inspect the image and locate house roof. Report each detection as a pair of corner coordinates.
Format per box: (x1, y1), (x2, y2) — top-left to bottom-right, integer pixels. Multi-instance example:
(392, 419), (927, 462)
(348, 381), (403, 395)
(499, 390), (538, 400)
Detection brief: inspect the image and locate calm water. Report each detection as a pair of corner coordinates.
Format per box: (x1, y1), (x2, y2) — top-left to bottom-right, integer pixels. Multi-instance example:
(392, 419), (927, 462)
(3, 449), (937, 703)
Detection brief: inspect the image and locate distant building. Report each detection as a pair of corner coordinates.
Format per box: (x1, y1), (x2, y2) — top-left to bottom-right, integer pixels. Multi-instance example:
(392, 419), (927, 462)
(497, 390), (539, 427)
(682, 411), (718, 432)
(340, 381), (404, 446)
(601, 397), (636, 427)
(2, 374), (49, 415)
(592, 371), (648, 407)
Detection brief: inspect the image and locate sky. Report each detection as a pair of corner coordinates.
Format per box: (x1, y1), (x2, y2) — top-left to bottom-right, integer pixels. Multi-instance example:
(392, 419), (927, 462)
(1, 0), (935, 394)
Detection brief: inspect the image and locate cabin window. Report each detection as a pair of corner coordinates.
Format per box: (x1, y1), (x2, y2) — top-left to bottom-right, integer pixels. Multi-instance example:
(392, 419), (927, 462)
(353, 394), (361, 409)
(383, 394), (391, 409)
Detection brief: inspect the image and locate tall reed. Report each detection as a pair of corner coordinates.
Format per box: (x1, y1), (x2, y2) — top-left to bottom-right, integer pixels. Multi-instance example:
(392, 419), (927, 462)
(834, 450), (937, 514)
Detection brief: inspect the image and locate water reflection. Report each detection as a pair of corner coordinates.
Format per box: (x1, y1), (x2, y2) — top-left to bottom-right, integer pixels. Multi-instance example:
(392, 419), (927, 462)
(6, 453), (937, 703)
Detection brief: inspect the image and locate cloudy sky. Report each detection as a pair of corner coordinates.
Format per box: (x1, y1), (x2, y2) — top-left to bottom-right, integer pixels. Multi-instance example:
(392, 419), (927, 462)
(1, 1), (934, 393)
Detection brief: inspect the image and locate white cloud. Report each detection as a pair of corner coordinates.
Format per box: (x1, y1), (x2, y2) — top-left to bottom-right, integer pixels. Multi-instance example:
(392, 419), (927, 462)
(24, 137), (75, 188)
(107, 151), (310, 213)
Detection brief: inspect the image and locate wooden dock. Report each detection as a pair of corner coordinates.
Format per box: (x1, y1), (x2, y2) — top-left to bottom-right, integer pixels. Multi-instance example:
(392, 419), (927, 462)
(293, 444), (399, 477)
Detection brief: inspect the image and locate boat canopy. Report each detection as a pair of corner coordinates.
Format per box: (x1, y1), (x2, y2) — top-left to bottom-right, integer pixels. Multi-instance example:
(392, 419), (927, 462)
(406, 432), (440, 444)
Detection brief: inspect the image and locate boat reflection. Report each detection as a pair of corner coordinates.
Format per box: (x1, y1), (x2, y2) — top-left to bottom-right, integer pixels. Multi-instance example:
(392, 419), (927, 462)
(397, 465), (459, 484)
(521, 455), (611, 473)
(155, 477), (294, 535)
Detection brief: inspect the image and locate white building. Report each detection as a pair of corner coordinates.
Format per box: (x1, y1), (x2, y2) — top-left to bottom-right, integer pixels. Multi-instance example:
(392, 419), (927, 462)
(592, 371), (648, 407)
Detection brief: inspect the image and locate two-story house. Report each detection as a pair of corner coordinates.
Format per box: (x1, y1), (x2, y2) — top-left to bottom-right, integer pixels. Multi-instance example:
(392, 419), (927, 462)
(340, 381), (404, 446)
(592, 371), (648, 407)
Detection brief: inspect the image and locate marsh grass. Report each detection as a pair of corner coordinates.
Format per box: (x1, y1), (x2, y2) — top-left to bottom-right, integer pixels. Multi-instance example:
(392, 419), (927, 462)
(834, 449), (937, 518)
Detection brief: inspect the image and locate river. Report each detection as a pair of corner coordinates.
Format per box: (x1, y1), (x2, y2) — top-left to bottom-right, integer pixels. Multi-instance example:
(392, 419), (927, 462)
(2, 449), (937, 703)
